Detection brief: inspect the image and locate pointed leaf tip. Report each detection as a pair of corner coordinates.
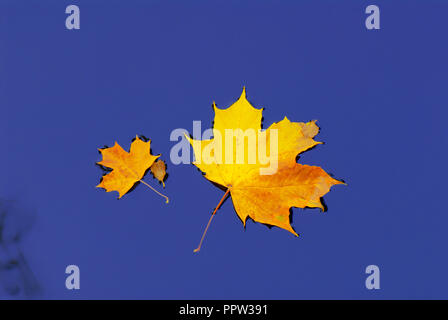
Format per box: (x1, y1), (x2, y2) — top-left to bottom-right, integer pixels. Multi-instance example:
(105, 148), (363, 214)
(240, 86), (247, 99)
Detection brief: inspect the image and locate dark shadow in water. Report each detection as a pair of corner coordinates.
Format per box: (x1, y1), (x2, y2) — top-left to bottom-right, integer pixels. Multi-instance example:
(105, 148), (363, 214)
(0, 198), (41, 298)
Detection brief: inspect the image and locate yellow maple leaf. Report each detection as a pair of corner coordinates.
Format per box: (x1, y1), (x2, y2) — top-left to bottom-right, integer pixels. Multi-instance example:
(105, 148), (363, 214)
(96, 136), (169, 203)
(188, 88), (344, 252)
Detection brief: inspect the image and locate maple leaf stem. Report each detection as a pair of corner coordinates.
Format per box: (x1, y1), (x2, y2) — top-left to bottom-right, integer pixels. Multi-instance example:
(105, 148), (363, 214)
(140, 179), (169, 204)
(194, 188), (230, 253)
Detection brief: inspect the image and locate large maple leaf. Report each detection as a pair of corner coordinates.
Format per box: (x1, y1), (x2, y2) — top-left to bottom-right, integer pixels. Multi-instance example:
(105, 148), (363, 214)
(96, 136), (168, 202)
(188, 88), (343, 251)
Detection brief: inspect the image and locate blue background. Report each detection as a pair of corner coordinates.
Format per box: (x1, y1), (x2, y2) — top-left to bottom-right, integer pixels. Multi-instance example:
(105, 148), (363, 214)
(0, 0), (447, 299)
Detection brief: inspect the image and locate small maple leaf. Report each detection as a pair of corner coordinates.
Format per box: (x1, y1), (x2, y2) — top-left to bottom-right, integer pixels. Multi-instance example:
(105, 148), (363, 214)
(150, 160), (167, 188)
(96, 136), (169, 203)
(188, 88), (344, 252)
